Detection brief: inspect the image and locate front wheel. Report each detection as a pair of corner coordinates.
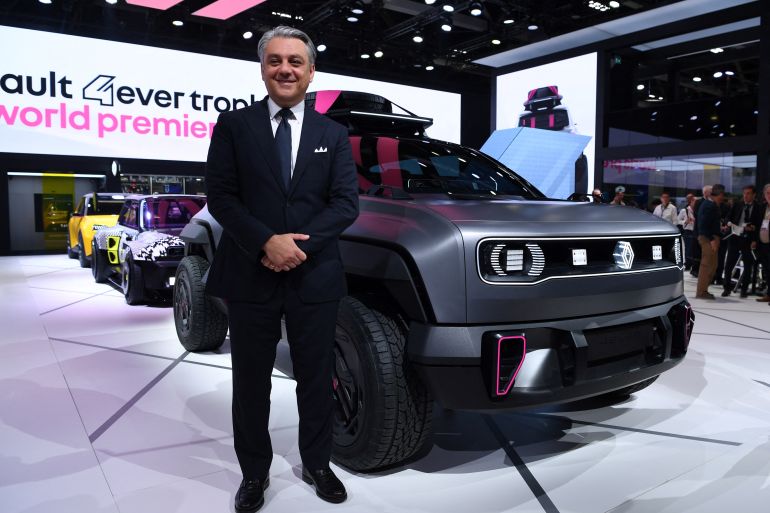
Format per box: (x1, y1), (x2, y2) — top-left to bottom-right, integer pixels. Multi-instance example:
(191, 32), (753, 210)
(77, 232), (91, 268)
(331, 297), (433, 472)
(66, 233), (77, 259)
(91, 239), (110, 283)
(174, 255), (228, 352)
(122, 252), (145, 305)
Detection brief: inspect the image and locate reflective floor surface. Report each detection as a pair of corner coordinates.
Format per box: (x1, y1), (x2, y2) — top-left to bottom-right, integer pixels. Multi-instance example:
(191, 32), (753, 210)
(1, 255), (769, 513)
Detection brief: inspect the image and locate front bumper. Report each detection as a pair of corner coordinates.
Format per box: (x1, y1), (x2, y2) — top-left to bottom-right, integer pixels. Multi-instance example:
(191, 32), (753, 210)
(136, 260), (180, 291)
(408, 297), (692, 411)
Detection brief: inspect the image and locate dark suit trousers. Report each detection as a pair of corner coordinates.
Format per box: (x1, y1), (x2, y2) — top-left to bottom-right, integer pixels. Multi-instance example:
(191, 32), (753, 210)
(228, 282), (339, 478)
(723, 236), (755, 292)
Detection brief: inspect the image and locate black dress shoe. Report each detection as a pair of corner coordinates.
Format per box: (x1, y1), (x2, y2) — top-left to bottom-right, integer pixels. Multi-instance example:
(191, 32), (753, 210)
(302, 466), (347, 504)
(720, 289), (731, 297)
(235, 477), (269, 513)
(740, 291), (749, 298)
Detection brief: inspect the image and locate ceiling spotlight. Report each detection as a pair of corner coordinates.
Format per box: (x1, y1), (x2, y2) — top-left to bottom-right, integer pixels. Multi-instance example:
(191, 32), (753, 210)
(503, 18), (514, 24)
(528, 24), (538, 30)
(350, 0), (364, 15)
(424, 0), (436, 4)
(412, 32), (424, 43)
(347, 15), (359, 22)
(105, 0), (117, 4)
(491, 39), (501, 45)
(441, 21), (452, 32)
(469, 2), (483, 16)
(442, 4), (454, 12)
(317, 44), (327, 52)
(425, 65), (435, 71)
(609, 0), (620, 7)
(725, 70), (734, 76)
(172, 20), (184, 26)
(713, 71), (723, 78)
(374, 49), (384, 58)
(636, 84), (644, 90)
(710, 47), (723, 53)
(38, 0), (52, 4)
(693, 76), (702, 82)
(242, 31), (253, 39)
(361, 53), (370, 59)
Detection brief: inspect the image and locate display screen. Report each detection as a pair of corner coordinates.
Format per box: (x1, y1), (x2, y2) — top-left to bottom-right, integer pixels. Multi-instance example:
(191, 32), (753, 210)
(0, 26), (461, 162)
(495, 53), (597, 197)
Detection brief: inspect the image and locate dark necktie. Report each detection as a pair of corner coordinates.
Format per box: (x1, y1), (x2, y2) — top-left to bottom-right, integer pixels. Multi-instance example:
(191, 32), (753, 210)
(744, 203), (751, 225)
(275, 108), (292, 189)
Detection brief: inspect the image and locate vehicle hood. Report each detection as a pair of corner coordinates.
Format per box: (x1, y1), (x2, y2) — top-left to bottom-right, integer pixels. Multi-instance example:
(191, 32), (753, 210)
(415, 197), (678, 237)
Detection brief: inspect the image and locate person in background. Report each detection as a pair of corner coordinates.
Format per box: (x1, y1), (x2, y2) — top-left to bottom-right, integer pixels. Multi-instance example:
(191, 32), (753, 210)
(591, 188), (604, 203)
(696, 184), (726, 299)
(714, 194), (731, 285)
(756, 184), (770, 303)
(610, 186), (627, 205)
(722, 185), (762, 298)
(653, 192), (679, 225)
(690, 185), (712, 278)
(678, 193), (696, 271)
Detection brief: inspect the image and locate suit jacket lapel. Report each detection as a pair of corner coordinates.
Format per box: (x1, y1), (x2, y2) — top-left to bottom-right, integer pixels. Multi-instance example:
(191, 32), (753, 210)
(289, 109), (327, 197)
(242, 99), (286, 194)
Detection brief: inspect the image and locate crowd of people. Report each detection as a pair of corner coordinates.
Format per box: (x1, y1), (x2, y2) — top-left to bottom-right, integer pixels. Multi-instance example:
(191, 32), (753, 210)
(593, 184), (770, 303)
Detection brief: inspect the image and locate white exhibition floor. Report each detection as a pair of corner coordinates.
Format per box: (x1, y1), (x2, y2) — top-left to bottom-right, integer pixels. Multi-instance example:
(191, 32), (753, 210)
(1, 254), (769, 513)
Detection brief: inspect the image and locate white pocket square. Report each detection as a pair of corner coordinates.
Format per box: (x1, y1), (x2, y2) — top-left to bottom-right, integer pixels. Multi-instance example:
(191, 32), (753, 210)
(314, 146), (328, 153)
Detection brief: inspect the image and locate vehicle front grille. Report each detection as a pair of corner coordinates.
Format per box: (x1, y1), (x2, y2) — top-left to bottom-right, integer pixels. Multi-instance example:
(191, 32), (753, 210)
(477, 235), (683, 285)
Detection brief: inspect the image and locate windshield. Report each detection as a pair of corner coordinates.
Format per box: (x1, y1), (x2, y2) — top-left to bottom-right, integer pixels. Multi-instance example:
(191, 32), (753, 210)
(351, 136), (545, 199)
(143, 197), (205, 230)
(88, 198), (124, 215)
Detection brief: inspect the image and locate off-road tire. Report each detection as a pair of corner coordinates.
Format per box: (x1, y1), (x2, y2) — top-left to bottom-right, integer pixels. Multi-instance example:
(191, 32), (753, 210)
(173, 255), (228, 352)
(122, 252), (145, 305)
(91, 239), (110, 283)
(332, 296), (432, 472)
(77, 232), (90, 268)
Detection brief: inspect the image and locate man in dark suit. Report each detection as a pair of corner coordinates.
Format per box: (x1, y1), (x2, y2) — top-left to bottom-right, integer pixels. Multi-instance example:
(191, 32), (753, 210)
(204, 26), (359, 512)
(721, 185), (762, 297)
(696, 183), (725, 299)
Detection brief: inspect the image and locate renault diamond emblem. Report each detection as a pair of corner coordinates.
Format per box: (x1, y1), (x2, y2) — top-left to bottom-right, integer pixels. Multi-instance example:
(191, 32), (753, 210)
(613, 241), (634, 270)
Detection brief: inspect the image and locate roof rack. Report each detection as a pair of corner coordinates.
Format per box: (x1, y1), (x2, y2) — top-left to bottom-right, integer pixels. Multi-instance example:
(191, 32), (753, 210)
(306, 90), (433, 136)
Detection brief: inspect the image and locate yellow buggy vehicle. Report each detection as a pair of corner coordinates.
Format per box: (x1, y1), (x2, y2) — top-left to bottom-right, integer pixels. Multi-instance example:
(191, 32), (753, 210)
(67, 193), (125, 268)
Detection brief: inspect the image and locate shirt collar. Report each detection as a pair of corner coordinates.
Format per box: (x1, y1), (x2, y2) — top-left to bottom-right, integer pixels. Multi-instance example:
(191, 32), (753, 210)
(267, 97), (305, 121)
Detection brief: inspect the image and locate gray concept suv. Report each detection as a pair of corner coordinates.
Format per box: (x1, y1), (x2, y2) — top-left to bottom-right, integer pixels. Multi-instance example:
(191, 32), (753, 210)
(173, 91), (694, 472)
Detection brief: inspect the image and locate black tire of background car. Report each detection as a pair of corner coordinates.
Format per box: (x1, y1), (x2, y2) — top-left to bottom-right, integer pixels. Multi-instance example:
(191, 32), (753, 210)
(122, 252), (145, 305)
(91, 239), (110, 283)
(77, 232), (91, 268)
(331, 296), (432, 472)
(173, 256), (228, 352)
(603, 376), (659, 399)
(66, 233), (78, 259)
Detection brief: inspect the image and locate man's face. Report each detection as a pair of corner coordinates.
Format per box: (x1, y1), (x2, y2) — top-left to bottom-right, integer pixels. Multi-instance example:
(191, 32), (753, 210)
(743, 188), (755, 203)
(661, 194), (670, 205)
(713, 192), (725, 204)
(261, 37), (315, 108)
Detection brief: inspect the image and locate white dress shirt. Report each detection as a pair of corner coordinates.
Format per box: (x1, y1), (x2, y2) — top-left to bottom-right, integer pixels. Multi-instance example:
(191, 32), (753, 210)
(653, 202), (679, 225)
(267, 97), (305, 177)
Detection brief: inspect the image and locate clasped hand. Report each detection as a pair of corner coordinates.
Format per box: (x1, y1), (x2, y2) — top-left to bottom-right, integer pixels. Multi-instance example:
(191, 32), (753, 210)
(261, 233), (309, 272)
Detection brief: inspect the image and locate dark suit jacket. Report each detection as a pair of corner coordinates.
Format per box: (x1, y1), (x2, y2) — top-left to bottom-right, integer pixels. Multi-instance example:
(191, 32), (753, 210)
(204, 98), (359, 303)
(726, 200), (763, 243)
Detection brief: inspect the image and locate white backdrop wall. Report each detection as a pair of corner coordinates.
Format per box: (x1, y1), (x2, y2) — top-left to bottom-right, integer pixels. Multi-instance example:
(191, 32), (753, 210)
(495, 53), (597, 193)
(0, 26), (461, 162)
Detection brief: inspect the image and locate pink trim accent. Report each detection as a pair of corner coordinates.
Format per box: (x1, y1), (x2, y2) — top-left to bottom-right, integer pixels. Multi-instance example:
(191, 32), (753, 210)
(548, 113), (554, 128)
(548, 85), (559, 96)
(527, 88), (536, 101)
(126, 0), (183, 8)
(496, 335), (526, 396)
(349, 136), (373, 191)
(193, 0), (267, 20)
(313, 90), (342, 114)
(376, 137), (402, 187)
(530, 117), (536, 128)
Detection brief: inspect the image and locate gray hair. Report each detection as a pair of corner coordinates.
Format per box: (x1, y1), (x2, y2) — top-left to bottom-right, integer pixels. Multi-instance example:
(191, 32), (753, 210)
(763, 183), (770, 196)
(258, 26), (316, 66)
